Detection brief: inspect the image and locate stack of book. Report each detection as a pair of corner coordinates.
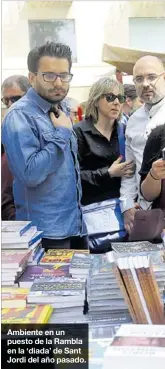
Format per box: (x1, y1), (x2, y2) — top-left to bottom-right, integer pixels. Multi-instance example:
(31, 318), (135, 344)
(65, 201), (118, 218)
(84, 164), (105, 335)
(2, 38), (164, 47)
(103, 324), (165, 369)
(2, 250), (31, 286)
(1, 305), (53, 324)
(1, 221), (44, 265)
(107, 252), (165, 324)
(69, 251), (91, 278)
(111, 241), (165, 308)
(27, 277), (87, 323)
(18, 264), (70, 288)
(2, 287), (29, 308)
(87, 254), (130, 322)
(111, 241), (165, 263)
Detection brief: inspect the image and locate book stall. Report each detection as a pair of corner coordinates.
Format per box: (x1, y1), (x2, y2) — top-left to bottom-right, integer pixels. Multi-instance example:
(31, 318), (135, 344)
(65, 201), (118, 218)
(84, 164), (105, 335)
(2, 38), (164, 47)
(1, 221), (165, 368)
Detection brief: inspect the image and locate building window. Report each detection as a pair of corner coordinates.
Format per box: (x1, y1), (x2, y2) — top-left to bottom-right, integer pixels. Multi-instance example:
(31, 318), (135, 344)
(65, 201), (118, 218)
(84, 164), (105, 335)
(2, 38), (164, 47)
(28, 19), (77, 62)
(129, 17), (165, 53)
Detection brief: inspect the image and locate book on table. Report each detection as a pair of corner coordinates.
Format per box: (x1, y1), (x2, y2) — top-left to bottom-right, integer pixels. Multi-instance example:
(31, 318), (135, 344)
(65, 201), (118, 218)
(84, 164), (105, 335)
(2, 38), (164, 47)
(2, 229), (43, 249)
(1, 305), (53, 323)
(2, 249), (31, 268)
(103, 324), (165, 369)
(1, 220), (32, 236)
(27, 277), (86, 306)
(18, 264), (70, 288)
(106, 252), (165, 324)
(1, 287), (29, 308)
(40, 249), (74, 265)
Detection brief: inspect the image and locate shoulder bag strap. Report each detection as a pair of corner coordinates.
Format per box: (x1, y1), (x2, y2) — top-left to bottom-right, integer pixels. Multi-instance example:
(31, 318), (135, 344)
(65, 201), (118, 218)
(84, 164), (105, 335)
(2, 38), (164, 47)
(117, 122), (125, 162)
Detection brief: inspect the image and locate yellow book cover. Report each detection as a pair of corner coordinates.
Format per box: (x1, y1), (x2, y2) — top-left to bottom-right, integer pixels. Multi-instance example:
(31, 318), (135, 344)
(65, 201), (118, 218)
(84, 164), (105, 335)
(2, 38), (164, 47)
(2, 305), (53, 323)
(40, 249), (74, 265)
(2, 287), (29, 294)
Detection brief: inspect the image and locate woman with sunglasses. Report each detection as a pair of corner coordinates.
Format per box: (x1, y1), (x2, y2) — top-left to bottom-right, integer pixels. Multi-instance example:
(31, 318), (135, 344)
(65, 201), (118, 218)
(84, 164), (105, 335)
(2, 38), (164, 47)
(74, 77), (135, 206)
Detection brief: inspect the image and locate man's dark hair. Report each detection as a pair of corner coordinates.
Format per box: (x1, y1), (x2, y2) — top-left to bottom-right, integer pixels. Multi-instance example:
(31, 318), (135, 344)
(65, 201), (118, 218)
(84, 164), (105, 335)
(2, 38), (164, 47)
(27, 42), (72, 73)
(124, 84), (137, 101)
(1, 75), (31, 92)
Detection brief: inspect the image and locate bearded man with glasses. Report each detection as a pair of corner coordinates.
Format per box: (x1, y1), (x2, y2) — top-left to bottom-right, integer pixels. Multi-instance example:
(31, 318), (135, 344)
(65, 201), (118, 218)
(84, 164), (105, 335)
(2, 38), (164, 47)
(2, 42), (87, 250)
(120, 55), (165, 235)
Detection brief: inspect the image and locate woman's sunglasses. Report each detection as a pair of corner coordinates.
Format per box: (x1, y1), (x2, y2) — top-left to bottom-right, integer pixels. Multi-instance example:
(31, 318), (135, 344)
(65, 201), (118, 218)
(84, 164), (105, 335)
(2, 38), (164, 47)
(1, 95), (22, 107)
(104, 93), (126, 104)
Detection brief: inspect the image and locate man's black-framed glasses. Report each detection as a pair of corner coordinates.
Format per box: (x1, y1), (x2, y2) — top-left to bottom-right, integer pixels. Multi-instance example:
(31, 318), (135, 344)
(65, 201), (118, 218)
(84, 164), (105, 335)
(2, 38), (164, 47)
(37, 72), (73, 83)
(104, 93), (126, 104)
(1, 95), (22, 107)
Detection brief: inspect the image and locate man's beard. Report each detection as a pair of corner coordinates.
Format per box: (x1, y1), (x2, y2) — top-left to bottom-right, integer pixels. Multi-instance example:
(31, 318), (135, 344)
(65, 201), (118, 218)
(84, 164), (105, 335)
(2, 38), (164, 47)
(41, 95), (64, 104)
(36, 84), (69, 104)
(146, 95), (164, 105)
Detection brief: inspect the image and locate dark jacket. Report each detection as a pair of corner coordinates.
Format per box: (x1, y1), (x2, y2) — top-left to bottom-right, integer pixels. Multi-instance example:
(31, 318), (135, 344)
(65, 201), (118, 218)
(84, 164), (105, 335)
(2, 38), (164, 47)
(140, 125), (165, 209)
(73, 118), (121, 205)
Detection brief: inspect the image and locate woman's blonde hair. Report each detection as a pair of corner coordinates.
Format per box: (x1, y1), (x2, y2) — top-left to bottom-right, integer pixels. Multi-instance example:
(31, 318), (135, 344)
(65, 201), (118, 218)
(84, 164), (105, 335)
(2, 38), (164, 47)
(85, 77), (124, 122)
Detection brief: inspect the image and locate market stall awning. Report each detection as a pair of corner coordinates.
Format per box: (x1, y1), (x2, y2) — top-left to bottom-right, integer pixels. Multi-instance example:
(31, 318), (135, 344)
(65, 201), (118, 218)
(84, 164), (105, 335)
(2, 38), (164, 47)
(102, 44), (165, 75)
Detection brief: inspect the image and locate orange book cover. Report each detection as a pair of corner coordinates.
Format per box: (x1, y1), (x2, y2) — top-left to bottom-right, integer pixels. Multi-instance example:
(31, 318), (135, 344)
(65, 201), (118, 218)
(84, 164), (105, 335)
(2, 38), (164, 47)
(2, 305), (53, 323)
(134, 256), (157, 324)
(147, 258), (165, 324)
(108, 254), (137, 323)
(118, 257), (148, 324)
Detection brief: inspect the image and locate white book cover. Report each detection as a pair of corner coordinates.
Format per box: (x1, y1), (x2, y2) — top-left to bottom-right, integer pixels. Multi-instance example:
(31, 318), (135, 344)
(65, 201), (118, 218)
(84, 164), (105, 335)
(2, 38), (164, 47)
(103, 324), (165, 369)
(2, 226), (37, 242)
(2, 221), (32, 236)
(2, 230), (43, 249)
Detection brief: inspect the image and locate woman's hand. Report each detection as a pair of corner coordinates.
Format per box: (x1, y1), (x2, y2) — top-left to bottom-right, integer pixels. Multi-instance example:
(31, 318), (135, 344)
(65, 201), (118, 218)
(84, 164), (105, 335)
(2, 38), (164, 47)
(108, 157), (135, 178)
(150, 159), (165, 180)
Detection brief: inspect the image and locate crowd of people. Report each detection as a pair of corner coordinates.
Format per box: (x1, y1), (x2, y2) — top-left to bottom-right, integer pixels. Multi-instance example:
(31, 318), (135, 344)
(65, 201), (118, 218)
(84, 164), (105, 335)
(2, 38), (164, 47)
(1, 41), (165, 250)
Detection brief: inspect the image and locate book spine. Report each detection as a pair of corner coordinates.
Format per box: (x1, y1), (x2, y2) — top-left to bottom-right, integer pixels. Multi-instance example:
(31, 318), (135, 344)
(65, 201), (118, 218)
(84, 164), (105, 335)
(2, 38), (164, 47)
(128, 258), (152, 324)
(122, 266), (148, 324)
(136, 266), (157, 324)
(147, 263), (165, 324)
(111, 263), (137, 323)
(29, 233), (43, 247)
(20, 222), (32, 236)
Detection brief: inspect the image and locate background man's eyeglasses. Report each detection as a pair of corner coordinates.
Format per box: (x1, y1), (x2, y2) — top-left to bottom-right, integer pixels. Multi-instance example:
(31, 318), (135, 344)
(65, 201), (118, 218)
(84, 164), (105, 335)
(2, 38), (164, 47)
(36, 72), (73, 83)
(104, 93), (126, 104)
(1, 95), (22, 107)
(133, 72), (165, 85)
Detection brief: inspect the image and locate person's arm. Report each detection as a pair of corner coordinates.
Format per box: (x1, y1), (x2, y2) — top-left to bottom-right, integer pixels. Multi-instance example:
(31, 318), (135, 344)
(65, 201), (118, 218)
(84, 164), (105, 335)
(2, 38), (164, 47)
(141, 166), (162, 201)
(140, 127), (163, 201)
(2, 110), (72, 188)
(120, 130), (137, 213)
(74, 125), (133, 191)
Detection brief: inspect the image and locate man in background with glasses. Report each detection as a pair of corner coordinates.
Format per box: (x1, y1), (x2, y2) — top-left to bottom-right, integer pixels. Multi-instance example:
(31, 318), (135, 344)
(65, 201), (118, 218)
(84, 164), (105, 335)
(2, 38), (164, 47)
(120, 55), (165, 235)
(1, 75), (31, 220)
(1, 75), (31, 109)
(2, 42), (87, 250)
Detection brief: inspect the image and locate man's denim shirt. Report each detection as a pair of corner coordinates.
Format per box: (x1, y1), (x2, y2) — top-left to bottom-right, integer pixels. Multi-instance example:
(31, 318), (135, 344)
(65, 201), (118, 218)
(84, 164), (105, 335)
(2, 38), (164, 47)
(2, 88), (86, 238)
